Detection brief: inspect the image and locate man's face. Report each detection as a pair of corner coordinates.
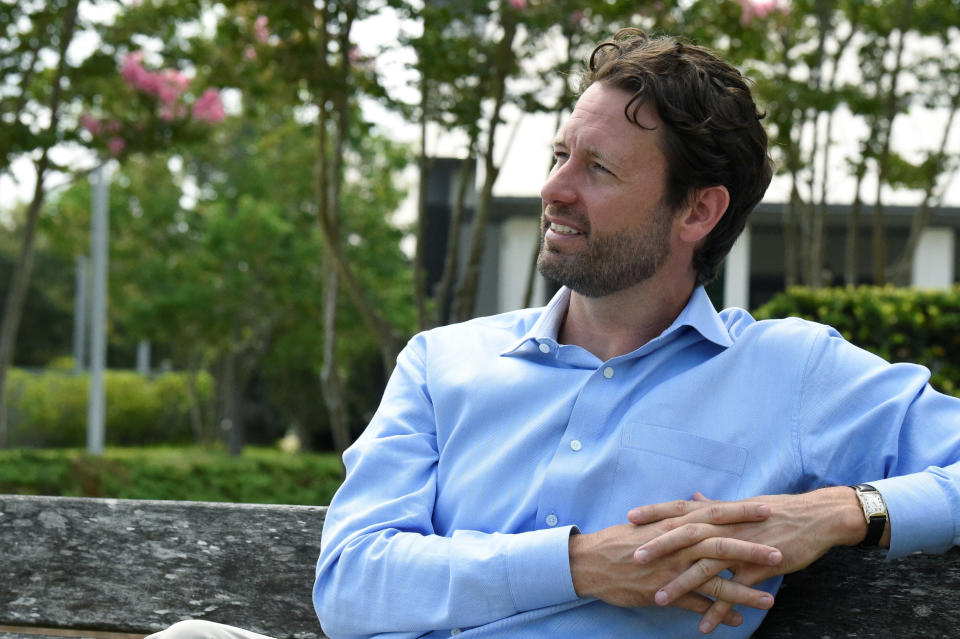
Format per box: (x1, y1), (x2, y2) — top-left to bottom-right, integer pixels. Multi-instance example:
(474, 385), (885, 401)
(537, 82), (678, 298)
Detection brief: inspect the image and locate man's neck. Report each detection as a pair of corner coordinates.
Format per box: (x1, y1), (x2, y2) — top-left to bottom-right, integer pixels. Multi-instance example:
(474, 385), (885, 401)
(558, 275), (696, 362)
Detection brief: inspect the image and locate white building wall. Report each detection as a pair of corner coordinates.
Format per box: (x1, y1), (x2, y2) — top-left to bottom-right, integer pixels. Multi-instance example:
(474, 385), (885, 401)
(723, 225), (752, 309)
(498, 217), (545, 313)
(912, 227), (955, 289)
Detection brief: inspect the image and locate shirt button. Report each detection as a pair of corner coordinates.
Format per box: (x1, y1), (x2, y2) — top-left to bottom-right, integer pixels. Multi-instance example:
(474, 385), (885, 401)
(450, 630), (461, 636)
(538, 343), (550, 354)
(545, 513), (558, 527)
(570, 439), (582, 451)
(603, 366), (615, 379)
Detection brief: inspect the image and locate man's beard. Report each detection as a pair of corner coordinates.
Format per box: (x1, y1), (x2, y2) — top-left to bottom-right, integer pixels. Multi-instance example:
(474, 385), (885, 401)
(536, 204), (674, 298)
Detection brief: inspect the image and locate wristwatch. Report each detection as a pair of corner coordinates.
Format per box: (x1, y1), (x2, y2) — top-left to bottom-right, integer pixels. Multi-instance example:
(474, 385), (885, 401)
(850, 484), (887, 547)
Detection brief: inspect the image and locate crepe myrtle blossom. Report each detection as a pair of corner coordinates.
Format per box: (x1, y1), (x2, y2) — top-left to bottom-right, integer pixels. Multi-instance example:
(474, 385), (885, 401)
(737, 0), (790, 24)
(80, 114), (102, 135)
(253, 15), (270, 43)
(121, 52), (191, 105)
(193, 88), (225, 124)
(107, 137), (126, 155)
(508, 0), (526, 9)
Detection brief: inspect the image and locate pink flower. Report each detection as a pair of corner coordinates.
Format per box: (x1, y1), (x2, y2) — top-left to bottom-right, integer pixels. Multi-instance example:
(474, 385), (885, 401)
(508, 0), (526, 9)
(737, 0), (789, 25)
(158, 102), (187, 121)
(192, 88), (225, 123)
(244, 45), (257, 61)
(121, 51), (145, 84)
(107, 137), (126, 155)
(80, 114), (101, 135)
(253, 15), (270, 43)
(155, 68), (191, 105)
(568, 10), (586, 24)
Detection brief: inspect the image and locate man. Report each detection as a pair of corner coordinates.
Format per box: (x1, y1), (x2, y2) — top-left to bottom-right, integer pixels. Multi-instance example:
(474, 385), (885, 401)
(312, 29), (960, 639)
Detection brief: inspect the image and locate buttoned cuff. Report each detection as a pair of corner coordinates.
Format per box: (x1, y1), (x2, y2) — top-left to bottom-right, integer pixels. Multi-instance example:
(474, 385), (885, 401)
(504, 525), (579, 612)
(870, 473), (955, 559)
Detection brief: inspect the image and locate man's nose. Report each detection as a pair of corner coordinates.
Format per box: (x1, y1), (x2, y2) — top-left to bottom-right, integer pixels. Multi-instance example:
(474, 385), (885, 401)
(540, 162), (577, 205)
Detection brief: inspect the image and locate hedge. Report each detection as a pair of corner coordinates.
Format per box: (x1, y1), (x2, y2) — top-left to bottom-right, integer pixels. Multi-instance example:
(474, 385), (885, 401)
(3, 368), (213, 447)
(754, 286), (960, 396)
(0, 446), (344, 505)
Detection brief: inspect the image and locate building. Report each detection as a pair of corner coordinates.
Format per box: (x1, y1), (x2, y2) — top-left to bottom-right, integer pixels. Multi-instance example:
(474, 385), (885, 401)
(423, 158), (960, 317)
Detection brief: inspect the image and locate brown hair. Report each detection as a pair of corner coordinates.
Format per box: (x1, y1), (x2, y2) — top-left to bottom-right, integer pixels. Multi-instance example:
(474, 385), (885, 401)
(582, 28), (773, 285)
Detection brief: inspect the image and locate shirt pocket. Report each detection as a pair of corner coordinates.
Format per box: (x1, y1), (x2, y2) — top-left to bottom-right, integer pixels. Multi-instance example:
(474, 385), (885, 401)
(605, 422), (748, 522)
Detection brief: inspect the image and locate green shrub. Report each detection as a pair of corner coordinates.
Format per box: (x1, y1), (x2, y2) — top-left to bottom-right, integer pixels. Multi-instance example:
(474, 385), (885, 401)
(754, 286), (960, 396)
(0, 446), (344, 505)
(3, 369), (212, 447)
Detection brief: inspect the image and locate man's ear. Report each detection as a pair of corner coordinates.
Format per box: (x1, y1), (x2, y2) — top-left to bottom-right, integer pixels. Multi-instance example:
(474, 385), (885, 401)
(676, 185), (730, 244)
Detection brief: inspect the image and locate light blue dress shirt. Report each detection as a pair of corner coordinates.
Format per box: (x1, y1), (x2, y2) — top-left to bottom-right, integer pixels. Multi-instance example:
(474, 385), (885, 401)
(314, 286), (960, 639)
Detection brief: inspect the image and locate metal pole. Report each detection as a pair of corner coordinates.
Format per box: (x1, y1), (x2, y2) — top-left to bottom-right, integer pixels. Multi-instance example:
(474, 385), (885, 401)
(136, 340), (150, 376)
(87, 163), (109, 456)
(73, 254), (88, 373)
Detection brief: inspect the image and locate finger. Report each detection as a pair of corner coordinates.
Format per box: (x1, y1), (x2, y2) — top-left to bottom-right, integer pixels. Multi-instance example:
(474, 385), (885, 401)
(692, 491), (712, 502)
(636, 530), (783, 566)
(628, 499), (770, 526)
(653, 559), (776, 610)
(671, 593), (744, 628)
(698, 599), (736, 635)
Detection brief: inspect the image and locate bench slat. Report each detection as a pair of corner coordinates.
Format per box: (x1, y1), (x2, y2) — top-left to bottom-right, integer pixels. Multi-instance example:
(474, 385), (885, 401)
(0, 495), (327, 639)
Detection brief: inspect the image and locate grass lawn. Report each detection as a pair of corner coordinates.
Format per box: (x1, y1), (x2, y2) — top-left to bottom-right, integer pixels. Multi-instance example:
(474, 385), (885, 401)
(0, 445), (344, 505)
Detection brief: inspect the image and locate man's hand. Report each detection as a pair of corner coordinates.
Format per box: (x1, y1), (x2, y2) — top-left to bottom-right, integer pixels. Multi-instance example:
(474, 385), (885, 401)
(628, 488), (870, 633)
(569, 501), (783, 628)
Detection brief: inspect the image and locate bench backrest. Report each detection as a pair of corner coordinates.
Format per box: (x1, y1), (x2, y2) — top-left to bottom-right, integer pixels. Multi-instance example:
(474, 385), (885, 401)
(2, 494), (958, 638)
(0, 495), (327, 638)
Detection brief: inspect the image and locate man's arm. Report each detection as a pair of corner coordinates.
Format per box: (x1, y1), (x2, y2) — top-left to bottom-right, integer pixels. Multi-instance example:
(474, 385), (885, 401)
(314, 336), (788, 638)
(623, 325), (960, 633)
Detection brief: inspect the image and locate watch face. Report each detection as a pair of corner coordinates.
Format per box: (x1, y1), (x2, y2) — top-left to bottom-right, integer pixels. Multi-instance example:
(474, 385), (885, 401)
(861, 492), (885, 516)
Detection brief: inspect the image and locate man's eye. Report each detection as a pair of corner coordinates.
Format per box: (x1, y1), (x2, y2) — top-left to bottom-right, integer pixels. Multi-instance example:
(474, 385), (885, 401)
(592, 162), (611, 174)
(553, 151), (569, 163)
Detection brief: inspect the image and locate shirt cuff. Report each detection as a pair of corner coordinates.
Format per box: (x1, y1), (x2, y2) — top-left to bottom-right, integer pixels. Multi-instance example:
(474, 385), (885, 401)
(504, 525), (579, 612)
(870, 472), (955, 559)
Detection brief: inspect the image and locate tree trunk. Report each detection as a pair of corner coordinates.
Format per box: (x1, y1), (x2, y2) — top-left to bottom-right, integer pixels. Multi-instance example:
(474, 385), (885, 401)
(413, 72), (432, 332)
(311, 4), (399, 374)
(871, 0), (914, 286)
(0, 0), (80, 446)
(452, 15), (516, 322)
(432, 156), (473, 327)
(321, 252), (351, 455)
(844, 162), (867, 286)
(886, 85), (959, 285)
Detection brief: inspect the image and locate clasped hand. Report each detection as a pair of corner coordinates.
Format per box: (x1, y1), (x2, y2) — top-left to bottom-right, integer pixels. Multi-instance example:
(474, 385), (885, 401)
(569, 498), (783, 631)
(624, 490), (849, 633)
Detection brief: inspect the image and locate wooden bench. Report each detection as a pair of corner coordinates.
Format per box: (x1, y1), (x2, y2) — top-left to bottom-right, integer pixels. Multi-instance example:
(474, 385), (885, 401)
(1, 494), (957, 639)
(0, 495), (327, 639)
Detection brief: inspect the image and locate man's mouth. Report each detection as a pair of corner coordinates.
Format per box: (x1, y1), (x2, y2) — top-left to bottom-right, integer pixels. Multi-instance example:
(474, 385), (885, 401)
(549, 222), (583, 236)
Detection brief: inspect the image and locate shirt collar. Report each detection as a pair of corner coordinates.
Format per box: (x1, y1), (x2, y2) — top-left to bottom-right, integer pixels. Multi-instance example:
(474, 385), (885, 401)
(500, 285), (733, 357)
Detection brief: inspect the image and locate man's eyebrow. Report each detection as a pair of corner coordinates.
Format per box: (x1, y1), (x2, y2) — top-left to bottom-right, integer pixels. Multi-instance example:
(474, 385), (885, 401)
(551, 139), (625, 170)
(586, 146), (625, 170)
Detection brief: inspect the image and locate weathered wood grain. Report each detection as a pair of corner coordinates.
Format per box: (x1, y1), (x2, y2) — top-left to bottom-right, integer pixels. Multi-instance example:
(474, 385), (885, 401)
(2, 494), (958, 638)
(755, 545), (960, 638)
(0, 495), (327, 639)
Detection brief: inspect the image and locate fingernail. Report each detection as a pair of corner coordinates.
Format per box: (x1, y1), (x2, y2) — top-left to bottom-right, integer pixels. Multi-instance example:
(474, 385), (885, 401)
(760, 594), (774, 608)
(756, 504), (770, 517)
(699, 620), (712, 634)
(768, 550), (782, 564)
(655, 590), (668, 605)
(731, 612), (743, 625)
(635, 549), (649, 563)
